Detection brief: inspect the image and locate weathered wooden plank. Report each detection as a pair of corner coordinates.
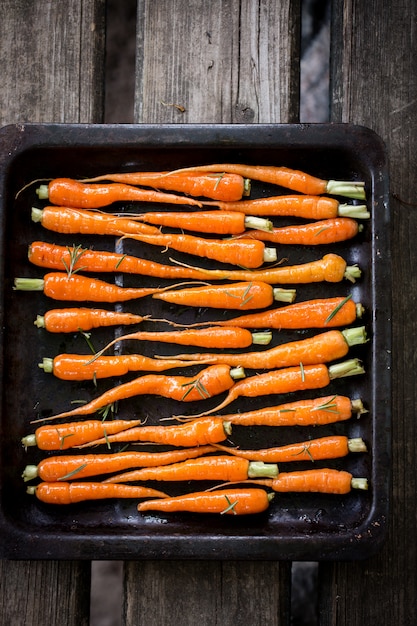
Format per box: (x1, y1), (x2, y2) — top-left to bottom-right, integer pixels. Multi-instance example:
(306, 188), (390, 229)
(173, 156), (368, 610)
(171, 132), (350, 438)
(319, 1), (417, 624)
(135, 0), (300, 123)
(0, 0), (106, 125)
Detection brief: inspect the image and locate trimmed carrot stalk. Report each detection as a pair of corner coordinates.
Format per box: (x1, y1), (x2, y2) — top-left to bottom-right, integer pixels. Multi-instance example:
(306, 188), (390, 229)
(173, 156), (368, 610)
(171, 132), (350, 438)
(127, 210), (273, 234)
(238, 217), (361, 245)
(161, 327), (368, 369)
(178, 359), (365, 419)
(137, 488), (274, 515)
(13, 272), (192, 303)
(31, 365), (245, 423)
(27, 481), (168, 504)
(34, 307), (147, 333)
(213, 435), (367, 463)
(218, 395), (366, 427)
(76, 417), (232, 449)
(21, 419), (143, 451)
(121, 232), (276, 268)
(102, 455), (278, 485)
(79, 171), (250, 201)
(22, 445), (217, 482)
(205, 195), (369, 219)
(168, 163), (366, 200)
(36, 178), (205, 209)
(254, 468), (369, 493)
(153, 281), (296, 310)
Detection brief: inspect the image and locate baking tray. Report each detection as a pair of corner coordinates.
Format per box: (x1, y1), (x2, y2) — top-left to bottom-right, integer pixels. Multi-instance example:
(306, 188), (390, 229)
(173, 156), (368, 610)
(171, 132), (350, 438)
(0, 123), (390, 560)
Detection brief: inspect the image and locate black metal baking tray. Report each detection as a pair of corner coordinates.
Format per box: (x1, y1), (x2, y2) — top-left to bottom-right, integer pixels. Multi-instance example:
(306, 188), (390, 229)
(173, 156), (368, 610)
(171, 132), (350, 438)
(0, 123), (390, 560)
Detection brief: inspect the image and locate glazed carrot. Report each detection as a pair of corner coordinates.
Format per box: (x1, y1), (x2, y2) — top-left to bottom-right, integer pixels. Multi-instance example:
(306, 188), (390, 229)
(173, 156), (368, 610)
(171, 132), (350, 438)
(34, 307), (147, 333)
(22, 445), (217, 482)
(21, 419), (143, 450)
(238, 217), (361, 245)
(39, 353), (212, 381)
(213, 435), (367, 463)
(27, 481), (168, 504)
(217, 395), (366, 427)
(178, 359), (365, 419)
(251, 468), (369, 493)
(169, 163), (366, 199)
(130, 210), (273, 234)
(121, 232), (276, 268)
(36, 178), (205, 208)
(102, 455), (278, 484)
(80, 171), (249, 201)
(77, 417), (232, 449)
(161, 327), (368, 369)
(13, 272), (191, 303)
(205, 195), (369, 219)
(137, 488), (273, 515)
(153, 280), (296, 310)
(177, 296), (363, 330)
(32, 365), (244, 423)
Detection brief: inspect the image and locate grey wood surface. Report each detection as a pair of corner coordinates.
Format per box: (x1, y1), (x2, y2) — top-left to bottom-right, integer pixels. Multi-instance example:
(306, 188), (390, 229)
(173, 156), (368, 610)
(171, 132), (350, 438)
(0, 0), (105, 624)
(318, 1), (417, 623)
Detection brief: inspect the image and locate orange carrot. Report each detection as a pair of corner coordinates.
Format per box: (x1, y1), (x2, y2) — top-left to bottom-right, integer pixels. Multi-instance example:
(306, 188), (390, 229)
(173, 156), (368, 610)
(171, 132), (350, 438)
(13, 272), (193, 303)
(213, 435), (367, 463)
(121, 232), (276, 268)
(137, 488), (274, 515)
(178, 359), (365, 419)
(21, 419), (143, 450)
(169, 163), (366, 199)
(128, 210), (272, 234)
(27, 481), (168, 504)
(22, 446), (217, 482)
(205, 195), (369, 219)
(238, 217), (361, 245)
(217, 395), (365, 427)
(32, 365), (244, 423)
(160, 327), (367, 369)
(153, 280), (295, 310)
(34, 307), (147, 333)
(76, 417), (232, 449)
(102, 455), (278, 484)
(36, 178), (204, 208)
(80, 171), (249, 201)
(176, 296), (362, 330)
(252, 468), (369, 493)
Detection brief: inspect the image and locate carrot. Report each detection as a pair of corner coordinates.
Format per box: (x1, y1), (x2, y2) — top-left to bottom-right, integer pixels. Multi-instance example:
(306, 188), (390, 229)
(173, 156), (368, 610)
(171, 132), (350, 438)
(102, 455), (278, 484)
(21, 419), (143, 450)
(177, 359), (365, 419)
(34, 307), (147, 333)
(39, 353), (213, 381)
(13, 272), (194, 303)
(205, 195), (369, 219)
(76, 417), (232, 449)
(36, 178), (205, 209)
(137, 488), (274, 515)
(212, 435), (367, 463)
(127, 210), (273, 234)
(153, 280), (296, 310)
(238, 217), (361, 245)
(79, 171), (250, 201)
(168, 163), (366, 199)
(216, 395), (366, 427)
(121, 232), (276, 268)
(251, 468), (369, 493)
(27, 481), (168, 504)
(160, 327), (368, 370)
(22, 445), (217, 482)
(31, 365), (245, 423)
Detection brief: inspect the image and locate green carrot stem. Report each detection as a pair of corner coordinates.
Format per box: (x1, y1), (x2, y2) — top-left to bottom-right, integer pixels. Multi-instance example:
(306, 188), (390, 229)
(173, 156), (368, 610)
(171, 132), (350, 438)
(348, 438), (368, 453)
(344, 265), (362, 283)
(351, 477), (368, 490)
(341, 326), (368, 347)
(13, 278), (44, 291)
(326, 180), (366, 201)
(36, 185), (49, 200)
(251, 332), (273, 345)
(248, 462), (279, 479)
(273, 288), (296, 304)
(337, 204), (370, 219)
(243, 216), (273, 232)
(328, 358), (365, 380)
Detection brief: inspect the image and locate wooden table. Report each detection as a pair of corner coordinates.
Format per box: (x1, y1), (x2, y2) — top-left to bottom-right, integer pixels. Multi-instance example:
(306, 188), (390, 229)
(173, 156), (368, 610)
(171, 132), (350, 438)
(0, 1), (416, 623)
